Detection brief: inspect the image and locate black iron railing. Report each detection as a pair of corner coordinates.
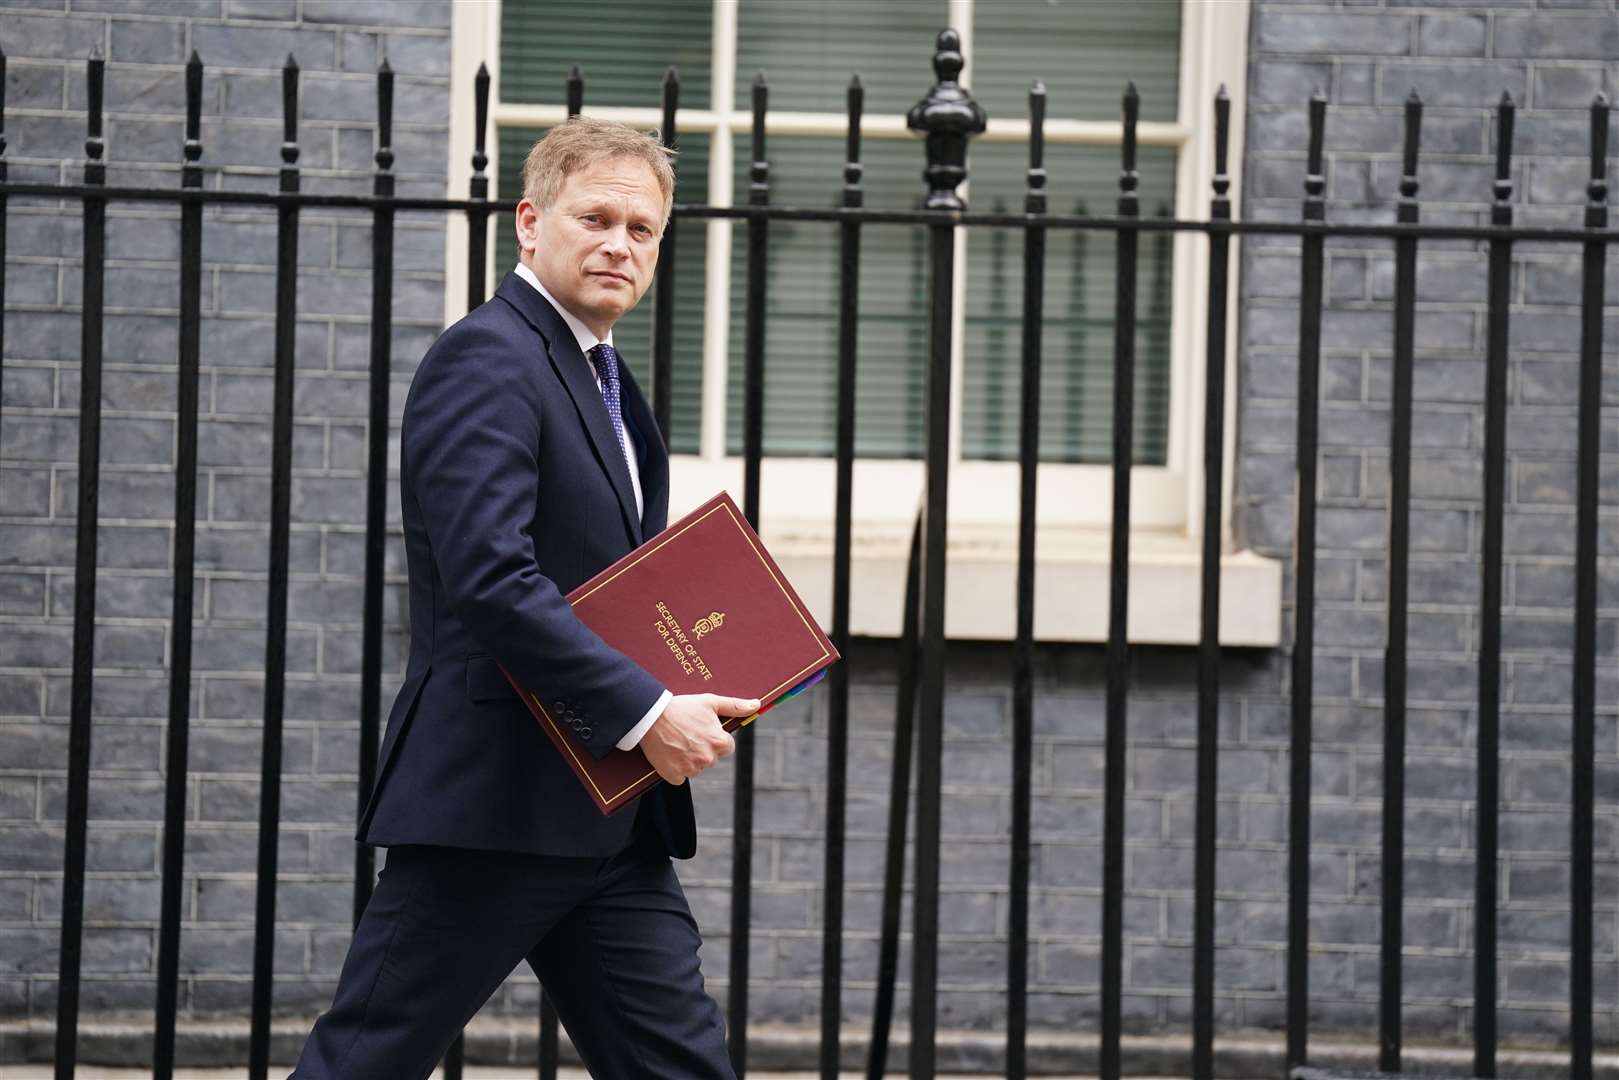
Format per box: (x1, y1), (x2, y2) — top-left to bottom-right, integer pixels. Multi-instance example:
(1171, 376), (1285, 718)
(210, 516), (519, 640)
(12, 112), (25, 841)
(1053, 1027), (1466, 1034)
(1, 27), (1616, 1080)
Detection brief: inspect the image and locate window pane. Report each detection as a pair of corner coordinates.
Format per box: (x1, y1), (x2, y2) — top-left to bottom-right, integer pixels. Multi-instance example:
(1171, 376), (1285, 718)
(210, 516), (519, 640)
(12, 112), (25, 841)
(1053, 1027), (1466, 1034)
(500, 0), (713, 110)
(495, 126), (709, 455)
(725, 137), (932, 458)
(736, 0), (947, 116)
(961, 141), (1178, 465)
(972, 0), (1181, 123)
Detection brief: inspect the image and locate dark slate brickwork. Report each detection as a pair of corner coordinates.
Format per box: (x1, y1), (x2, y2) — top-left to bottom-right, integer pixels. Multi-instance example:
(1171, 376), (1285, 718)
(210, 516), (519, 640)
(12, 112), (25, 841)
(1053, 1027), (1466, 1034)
(0, 0), (449, 1042)
(2, 0), (1619, 1066)
(1239, 0), (1619, 1049)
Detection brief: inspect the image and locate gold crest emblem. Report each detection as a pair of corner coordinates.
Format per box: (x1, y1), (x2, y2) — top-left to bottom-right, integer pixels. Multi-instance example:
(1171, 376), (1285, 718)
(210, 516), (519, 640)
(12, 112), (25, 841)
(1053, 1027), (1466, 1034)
(693, 611), (726, 639)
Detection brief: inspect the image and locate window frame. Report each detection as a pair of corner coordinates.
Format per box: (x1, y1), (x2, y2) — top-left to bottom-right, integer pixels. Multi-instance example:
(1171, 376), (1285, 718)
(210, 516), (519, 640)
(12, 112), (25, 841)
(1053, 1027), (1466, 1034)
(446, 0), (1278, 646)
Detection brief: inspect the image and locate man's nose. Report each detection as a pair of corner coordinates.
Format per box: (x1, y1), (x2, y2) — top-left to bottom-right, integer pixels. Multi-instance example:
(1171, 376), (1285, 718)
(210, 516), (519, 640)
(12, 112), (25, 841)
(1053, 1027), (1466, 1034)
(600, 225), (631, 259)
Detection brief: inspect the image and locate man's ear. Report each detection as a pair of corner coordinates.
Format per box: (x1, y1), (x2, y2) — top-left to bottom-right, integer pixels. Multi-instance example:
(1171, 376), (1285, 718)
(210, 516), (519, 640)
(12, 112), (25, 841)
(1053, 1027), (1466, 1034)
(515, 198), (543, 255)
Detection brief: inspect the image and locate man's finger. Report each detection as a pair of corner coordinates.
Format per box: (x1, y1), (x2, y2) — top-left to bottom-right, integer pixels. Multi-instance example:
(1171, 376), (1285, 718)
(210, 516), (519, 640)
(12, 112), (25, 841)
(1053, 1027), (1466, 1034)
(717, 732), (737, 758)
(707, 695), (761, 716)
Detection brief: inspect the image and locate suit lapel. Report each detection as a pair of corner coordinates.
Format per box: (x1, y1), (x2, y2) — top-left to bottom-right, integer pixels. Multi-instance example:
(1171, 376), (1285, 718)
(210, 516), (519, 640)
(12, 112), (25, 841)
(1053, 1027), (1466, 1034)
(494, 273), (642, 546)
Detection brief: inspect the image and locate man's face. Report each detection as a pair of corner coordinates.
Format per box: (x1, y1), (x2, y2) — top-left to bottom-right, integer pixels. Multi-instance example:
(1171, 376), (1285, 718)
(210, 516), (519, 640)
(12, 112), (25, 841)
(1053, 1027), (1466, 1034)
(519, 155), (665, 338)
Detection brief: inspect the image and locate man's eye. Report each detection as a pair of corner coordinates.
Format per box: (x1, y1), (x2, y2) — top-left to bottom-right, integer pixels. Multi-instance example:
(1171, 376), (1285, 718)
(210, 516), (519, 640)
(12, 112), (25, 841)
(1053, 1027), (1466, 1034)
(581, 214), (604, 225)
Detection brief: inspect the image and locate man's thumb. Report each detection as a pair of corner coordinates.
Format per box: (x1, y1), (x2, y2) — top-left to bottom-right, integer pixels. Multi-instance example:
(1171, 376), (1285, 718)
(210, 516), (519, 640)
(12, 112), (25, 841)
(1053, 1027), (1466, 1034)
(715, 695), (761, 715)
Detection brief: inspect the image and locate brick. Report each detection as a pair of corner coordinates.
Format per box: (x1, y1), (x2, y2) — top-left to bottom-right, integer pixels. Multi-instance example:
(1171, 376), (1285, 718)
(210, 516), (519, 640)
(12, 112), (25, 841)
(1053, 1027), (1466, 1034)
(1534, 64), (1608, 109)
(225, 0), (298, 19)
(1, 14), (107, 61)
(3, 62), (66, 111)
(1255, 13), (1413, 56)
(1418, 14), (1488, 57)
(1495, 15), (1619, 59)
(177, 926), (304, 974)
(382, 32), (451, 79)
(302, 0), (452, 29)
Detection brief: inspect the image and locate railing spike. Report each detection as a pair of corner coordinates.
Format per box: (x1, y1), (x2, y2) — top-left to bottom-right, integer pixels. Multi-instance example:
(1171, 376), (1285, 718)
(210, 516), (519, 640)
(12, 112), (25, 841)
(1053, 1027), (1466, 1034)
(184, 49), (203, 155)
(377, 56), (394, 172)
(565, 64), (583, 118)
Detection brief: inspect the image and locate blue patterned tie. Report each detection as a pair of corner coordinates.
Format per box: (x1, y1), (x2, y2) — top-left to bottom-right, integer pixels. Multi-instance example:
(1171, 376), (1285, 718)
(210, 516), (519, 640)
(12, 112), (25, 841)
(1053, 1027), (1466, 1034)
(588, 343), (630, 470)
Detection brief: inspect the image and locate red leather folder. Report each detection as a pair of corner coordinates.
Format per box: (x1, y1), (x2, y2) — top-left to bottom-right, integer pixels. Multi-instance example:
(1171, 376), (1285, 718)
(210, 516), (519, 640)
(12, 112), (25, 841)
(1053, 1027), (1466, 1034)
(500, 491), (840, 815)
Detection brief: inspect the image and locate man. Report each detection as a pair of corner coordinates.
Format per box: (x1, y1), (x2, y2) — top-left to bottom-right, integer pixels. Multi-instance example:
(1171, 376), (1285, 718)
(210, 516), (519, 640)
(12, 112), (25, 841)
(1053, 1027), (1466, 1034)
(289, 118), (752, 1079)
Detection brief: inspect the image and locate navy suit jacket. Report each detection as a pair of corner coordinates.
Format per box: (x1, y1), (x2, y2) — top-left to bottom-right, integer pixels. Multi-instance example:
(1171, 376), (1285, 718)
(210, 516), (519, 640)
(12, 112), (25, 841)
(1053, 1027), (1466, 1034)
(358, 272), (696, 859)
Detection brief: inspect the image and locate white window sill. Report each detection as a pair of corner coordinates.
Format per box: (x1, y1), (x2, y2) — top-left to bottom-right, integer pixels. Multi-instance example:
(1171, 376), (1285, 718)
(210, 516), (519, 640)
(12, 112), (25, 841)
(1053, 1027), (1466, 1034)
(756, 517), (1284, 647)
(668, 458), (1283, 647)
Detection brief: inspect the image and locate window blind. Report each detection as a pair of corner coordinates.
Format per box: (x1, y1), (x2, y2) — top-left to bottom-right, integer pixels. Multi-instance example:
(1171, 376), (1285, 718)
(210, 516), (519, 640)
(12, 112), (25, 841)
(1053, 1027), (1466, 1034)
(972, 0), (1182, 123)
(725, 137), (931, 458)
(499, 0), (713, 109)
(962, 141), (1178, 465)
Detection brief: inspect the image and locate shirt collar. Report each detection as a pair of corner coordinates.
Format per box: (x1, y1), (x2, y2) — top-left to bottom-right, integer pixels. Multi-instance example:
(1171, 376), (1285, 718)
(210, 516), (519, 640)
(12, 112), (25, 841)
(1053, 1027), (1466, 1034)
(513, 262), (613, 355)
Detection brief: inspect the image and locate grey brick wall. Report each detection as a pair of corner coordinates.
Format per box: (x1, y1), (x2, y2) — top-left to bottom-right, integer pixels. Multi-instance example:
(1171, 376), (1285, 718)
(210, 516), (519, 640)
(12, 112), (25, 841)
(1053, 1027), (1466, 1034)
(2, 0), (1618, 1068)
(0, 0), (451, 1039)
(1239, 0), (1619, 1047)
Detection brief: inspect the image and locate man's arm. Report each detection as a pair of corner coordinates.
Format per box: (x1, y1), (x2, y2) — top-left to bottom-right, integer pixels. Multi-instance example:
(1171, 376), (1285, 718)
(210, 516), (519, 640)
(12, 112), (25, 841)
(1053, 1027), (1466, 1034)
(403, 322), (663, 757)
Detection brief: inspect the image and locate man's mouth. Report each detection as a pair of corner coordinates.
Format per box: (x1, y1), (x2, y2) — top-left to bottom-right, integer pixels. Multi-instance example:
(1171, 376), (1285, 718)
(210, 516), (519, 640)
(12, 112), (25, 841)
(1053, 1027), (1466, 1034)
(589, 270), (631, 284)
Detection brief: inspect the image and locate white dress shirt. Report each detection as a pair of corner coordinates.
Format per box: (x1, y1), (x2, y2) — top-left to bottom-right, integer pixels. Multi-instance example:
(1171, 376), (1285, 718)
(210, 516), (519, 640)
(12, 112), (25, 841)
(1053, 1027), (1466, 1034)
(513, 263), (669, 752)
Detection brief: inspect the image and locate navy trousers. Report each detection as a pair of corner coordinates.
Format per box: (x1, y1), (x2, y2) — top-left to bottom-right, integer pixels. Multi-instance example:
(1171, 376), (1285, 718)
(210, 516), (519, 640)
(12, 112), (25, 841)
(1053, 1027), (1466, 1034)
(288, 839), (733, 1079)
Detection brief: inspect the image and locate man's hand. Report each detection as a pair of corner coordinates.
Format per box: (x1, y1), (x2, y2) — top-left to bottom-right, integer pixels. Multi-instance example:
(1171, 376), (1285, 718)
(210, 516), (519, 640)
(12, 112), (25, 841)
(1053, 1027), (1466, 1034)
(640, 694), (758, 785)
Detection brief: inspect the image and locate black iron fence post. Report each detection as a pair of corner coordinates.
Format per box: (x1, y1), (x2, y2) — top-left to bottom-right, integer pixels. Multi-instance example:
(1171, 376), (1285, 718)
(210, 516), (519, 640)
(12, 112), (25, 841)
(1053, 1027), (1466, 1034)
(1569, 91), (1609, 1080)
(1380, 90), (1422, 1076)
(248, 53), (302, 1080)
(1100, 83), (1140, 1080)
(357, 59), (395, 927)
(55, 51), (107, 1080)
(1287, 89), (1328, 1076)
(1475, 90), (1517, 1080)
(1007, 78), (1046, 1080)
(464, 62), (491, 314)
(154, 49), (206, 1080)
(1192, 85), (1233, 1080)
(821, 72), (864, 1080)
(905, 30), (984, 1080)
(730, 71), (770, 1080)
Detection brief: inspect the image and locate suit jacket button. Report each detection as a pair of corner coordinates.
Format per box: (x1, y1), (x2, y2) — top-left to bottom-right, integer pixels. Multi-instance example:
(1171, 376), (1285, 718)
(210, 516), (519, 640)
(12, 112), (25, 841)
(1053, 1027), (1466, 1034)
(580, 727), (593, 739)
(553, 701), (567, 714)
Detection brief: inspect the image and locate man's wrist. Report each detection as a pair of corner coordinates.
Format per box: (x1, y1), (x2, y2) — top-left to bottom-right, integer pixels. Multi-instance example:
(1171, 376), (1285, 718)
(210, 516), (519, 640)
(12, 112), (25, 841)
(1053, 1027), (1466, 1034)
(616, 689), (672, 751)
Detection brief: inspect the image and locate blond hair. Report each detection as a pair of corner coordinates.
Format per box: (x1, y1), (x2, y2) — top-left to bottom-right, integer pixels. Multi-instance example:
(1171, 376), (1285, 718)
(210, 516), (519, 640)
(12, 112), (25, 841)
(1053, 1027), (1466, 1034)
(521, 117), (677, 228)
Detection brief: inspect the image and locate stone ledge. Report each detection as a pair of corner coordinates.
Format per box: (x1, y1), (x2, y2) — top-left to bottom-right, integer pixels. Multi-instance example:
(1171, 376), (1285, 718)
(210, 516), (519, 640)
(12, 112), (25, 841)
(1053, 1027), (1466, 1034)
(4, 1021), (1615, 1078)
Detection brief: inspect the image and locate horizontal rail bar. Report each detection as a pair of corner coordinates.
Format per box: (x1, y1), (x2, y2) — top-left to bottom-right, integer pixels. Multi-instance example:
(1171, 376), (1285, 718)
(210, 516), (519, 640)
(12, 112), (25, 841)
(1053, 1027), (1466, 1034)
(490, 101), (1189, 146)
(6, 182), (1619, 241)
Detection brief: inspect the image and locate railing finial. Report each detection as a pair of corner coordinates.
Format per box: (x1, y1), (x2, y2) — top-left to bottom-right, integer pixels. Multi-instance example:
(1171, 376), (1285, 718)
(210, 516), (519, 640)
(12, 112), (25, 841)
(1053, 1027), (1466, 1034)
(376, 58), (394, 173)
(471, 61), (490, 176)
(2, 43), (10, 164)
(844, 75), (864, 201)
(86, 52), (105, 166)
(566, 64), (583, 118)
(1305, 89), (1327, 211)
(906, 28), (986, 211)
(281, 54), (300, 168)
(1588, 93), (1610, 208)
(1120, 82), (1140, 200)
(1026, 81), (1046, 215)
(1400, 91), (1423, 203)
(1491, 92), (1515, 211)
(184, 50), (203, 166)
(1212, 86), (1231, 203)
